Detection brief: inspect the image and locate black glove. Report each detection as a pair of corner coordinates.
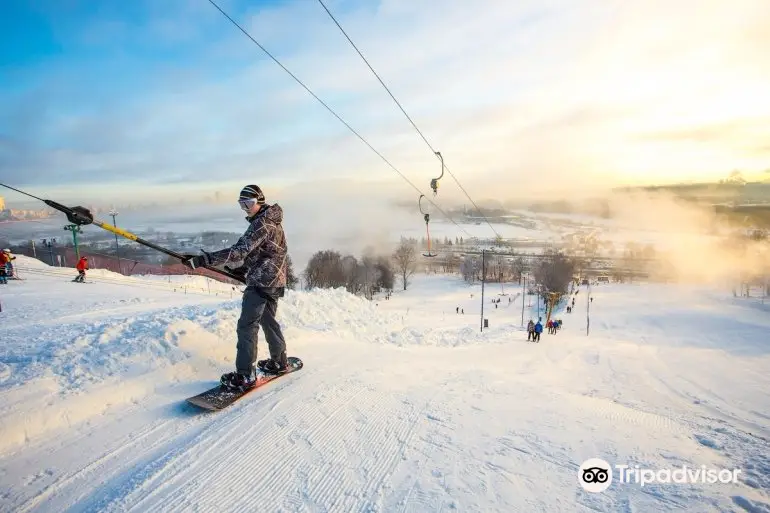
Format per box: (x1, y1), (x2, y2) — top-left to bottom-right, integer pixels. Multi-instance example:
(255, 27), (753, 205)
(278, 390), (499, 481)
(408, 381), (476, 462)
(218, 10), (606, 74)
(181, 253), (208, 269)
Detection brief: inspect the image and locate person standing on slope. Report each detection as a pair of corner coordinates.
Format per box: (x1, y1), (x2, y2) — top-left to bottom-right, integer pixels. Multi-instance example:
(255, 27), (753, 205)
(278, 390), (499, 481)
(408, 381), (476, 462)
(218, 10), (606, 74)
(533, 318), (543, 342)
(3, 249), (16, 279)
(0, 250), (9, 284)
(74, 256), (88, 282)
(181, 185), (289, 390)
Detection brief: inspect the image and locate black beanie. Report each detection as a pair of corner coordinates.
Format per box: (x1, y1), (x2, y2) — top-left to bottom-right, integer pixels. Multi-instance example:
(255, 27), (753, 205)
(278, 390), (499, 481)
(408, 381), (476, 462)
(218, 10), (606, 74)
(239, 184), (265, 204)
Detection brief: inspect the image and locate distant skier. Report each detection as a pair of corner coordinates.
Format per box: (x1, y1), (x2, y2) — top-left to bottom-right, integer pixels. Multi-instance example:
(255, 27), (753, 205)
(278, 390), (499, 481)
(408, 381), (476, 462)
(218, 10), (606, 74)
(74, 256), (88, 282)
(456, 306), (459, 314)
(0, 250), (9, 284)
(182, 184), (289, 390)
(526, 319), (535, 341)
(2, 249), (16, 279)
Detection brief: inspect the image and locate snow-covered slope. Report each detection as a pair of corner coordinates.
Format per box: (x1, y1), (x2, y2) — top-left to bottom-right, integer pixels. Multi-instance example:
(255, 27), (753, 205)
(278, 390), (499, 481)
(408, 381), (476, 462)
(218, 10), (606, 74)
(0, 256), (768, 512)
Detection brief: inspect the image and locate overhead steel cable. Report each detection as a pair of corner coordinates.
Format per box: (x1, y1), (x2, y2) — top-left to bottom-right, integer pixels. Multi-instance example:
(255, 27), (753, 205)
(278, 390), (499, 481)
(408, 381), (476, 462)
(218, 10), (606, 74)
(205, 0), (474, 238)
(315, 0), (502, 240)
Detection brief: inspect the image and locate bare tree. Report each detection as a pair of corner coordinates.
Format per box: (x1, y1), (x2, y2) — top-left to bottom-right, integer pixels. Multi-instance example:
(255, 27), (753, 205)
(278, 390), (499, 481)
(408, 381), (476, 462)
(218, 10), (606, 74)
(460, 255), (478, 284)
(534, 250), (575, 299)
(359, 255), (378, 299)
(441, 253), (461, 274)
(286, 254), (299, 290)
(393, 238), (418, 290)
(479, 254), (491, 281)
(304, 250), (345, 289)
(491, 255), (507, 283)
(511, 255), (527, 283)
(564, 231), (601, 279)
(375, 256), (394, 292)
(341, 255), (361, 294)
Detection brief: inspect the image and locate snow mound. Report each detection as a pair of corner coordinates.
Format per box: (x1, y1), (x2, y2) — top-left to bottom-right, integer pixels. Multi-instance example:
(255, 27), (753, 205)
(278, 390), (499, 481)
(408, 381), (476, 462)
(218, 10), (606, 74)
(9, 254), (50, 269)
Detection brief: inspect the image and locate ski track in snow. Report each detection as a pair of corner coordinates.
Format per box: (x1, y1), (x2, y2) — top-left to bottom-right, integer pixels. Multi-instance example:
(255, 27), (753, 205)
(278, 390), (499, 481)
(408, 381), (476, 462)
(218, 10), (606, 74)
(1, 255), (769, 512)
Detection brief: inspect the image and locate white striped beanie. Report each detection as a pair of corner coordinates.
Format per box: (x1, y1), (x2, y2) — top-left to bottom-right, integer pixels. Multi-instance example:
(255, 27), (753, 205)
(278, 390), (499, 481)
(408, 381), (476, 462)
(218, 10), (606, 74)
(239, 184), (265, 204)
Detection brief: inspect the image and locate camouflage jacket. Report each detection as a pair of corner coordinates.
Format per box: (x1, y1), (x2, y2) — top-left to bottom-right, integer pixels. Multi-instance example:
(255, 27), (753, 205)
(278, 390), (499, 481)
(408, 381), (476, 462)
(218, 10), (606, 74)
(206, 204), (287, 289)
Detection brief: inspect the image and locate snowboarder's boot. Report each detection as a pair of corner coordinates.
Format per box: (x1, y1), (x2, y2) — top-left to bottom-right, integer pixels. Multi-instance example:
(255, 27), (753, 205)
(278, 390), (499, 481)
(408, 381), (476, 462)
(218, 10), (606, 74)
(220, 371), (256, 391)
(258, 352), (288, 375)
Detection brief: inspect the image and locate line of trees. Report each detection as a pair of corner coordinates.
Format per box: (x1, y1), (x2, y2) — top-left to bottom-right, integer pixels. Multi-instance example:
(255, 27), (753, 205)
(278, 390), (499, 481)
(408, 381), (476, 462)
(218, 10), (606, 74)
(302, 238), (423, 298)
(459, 254), (528, 285)
(301, 237), (576, 305)
(303, 249), (395, 299)
(459, 250), (576, 298)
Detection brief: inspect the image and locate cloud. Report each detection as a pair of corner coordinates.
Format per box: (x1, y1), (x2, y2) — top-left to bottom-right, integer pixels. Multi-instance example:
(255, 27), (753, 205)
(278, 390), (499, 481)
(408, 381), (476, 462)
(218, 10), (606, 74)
(636, 117), (770, 143)
(2, 0), (769, 206)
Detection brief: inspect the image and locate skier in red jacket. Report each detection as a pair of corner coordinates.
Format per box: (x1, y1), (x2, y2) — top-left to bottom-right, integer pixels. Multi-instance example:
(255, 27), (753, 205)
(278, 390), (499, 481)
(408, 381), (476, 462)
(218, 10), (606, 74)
(74, 256), (88, 283)
(0, 250), (9, 284)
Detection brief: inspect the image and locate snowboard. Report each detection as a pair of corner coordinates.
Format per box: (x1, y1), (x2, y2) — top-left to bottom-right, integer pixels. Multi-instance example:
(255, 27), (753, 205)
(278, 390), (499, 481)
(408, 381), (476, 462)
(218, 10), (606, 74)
(186, 356), (303, 411)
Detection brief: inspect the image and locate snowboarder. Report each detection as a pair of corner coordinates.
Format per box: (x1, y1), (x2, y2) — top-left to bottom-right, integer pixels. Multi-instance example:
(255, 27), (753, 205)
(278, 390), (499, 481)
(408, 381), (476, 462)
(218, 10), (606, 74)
(182, 185), (289, 390)
(74, 256), (88, 282)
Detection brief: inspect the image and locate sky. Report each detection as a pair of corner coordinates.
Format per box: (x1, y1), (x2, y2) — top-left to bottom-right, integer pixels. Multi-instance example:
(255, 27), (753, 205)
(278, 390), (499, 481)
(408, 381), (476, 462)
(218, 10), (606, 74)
(1, 0), (770, 209)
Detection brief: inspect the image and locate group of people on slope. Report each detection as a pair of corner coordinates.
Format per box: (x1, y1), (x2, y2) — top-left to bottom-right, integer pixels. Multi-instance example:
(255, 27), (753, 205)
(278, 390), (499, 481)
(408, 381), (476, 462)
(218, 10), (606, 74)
(526, 317), (563, 342)
(526, 318), (543, 342)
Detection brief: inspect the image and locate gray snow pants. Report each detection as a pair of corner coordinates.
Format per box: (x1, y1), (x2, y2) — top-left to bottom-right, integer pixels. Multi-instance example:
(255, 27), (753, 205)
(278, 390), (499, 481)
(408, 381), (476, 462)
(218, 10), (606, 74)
(236, 286), (286, 375)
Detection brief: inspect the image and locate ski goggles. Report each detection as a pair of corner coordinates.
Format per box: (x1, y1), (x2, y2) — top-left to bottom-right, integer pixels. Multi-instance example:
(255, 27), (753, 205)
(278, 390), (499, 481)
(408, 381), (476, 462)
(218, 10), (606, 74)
(238, 198), (259, 211)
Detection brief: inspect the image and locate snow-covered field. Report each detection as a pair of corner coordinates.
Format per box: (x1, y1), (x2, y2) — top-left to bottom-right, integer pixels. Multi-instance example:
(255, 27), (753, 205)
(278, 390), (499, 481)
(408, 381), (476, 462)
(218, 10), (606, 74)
(1, 255), (768, 512)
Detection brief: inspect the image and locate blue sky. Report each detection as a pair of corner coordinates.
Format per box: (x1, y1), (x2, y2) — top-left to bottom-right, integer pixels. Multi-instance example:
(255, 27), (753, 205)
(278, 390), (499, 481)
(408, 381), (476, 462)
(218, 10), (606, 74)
(1, 0), (769, 206)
